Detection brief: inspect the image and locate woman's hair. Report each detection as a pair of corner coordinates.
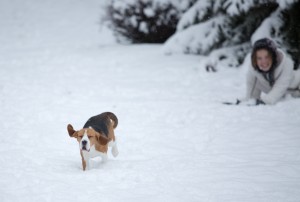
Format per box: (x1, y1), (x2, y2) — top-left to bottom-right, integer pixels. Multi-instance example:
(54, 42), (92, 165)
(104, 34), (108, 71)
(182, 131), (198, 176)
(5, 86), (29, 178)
(251, 38), (278, 72)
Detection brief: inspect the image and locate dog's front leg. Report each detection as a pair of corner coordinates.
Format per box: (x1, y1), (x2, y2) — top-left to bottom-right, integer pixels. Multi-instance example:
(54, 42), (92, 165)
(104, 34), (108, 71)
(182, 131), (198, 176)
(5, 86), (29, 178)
(82, 158), (91, 171)
(81, 151), (90, 171)
(82, 159), (87, 171)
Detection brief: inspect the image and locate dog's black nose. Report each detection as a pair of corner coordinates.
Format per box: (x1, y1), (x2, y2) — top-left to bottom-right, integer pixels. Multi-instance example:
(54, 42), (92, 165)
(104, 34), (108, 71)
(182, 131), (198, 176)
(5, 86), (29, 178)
(82, 140), (87, 146)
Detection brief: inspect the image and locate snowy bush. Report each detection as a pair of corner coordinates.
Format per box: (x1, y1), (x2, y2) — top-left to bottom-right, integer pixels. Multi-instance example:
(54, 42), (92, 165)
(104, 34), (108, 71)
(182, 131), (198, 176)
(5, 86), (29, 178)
(280, 2), (300, 69)
(105, 0), (196, 43)
(163, 0), (300, 70)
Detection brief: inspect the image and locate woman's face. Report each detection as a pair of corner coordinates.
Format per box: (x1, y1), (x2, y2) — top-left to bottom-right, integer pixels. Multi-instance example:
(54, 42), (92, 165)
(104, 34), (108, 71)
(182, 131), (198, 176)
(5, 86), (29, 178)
(256, 49), (273, 72)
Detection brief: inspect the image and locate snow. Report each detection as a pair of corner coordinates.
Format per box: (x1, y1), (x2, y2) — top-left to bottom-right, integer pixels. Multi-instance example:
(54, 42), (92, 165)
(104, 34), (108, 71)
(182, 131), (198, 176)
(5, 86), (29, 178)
(176, 0), (212, 31)
(111, 0), (188, 12)
(201, 43), (251, 70)
(251, 8), (283, 45)
(223, 0), (255, 16)
(139, 21), (149, 34)
(276, 0), (296, 9)
(1, 0), (300, 202)
(163, 15), (225, 55)
(143, 7), (155, 18)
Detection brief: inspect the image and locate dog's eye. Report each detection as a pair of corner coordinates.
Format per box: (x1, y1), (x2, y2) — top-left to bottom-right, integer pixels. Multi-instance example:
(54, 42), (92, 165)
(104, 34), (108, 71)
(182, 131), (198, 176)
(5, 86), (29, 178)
(88, 136), (92, 139)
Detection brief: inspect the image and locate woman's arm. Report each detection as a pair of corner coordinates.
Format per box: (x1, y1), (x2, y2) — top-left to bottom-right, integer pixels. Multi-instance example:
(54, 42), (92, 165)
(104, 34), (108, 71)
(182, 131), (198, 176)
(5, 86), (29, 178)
(261, 58), (294, 104)
(246, 68), (261, 100)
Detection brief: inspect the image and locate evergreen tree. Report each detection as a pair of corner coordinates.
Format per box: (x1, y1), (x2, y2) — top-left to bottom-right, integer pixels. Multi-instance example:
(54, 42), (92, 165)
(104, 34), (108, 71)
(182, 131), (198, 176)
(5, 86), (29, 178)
(163, 0), (300, 70)
(105, 0), (196, 43)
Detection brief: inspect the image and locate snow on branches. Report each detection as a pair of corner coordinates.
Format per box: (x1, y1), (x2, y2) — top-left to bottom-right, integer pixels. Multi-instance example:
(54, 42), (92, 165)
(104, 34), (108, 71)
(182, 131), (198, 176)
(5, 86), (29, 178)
(162, 0), (299, 70)
(105, 0), (195, 43)
(104, 0), (299, 70)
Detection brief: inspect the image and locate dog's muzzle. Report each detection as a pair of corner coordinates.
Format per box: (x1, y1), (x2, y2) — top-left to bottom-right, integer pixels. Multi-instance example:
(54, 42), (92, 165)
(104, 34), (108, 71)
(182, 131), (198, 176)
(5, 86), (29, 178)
(81, 140), (89, 152)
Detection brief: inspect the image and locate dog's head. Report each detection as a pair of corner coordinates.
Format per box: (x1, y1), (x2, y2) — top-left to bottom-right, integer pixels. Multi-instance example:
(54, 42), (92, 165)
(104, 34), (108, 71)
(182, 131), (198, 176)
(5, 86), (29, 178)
(67, 124), (109, 152)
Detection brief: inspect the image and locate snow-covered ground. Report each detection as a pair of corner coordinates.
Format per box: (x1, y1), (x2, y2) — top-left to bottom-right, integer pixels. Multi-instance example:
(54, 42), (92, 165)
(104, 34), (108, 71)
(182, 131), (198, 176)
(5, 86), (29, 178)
(1, 0), (300, 202)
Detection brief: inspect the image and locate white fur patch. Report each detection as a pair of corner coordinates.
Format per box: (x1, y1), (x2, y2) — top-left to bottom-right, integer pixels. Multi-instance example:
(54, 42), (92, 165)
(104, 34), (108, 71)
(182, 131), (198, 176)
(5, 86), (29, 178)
(82, 145), (108, 169)
(79, 129), (90, 151)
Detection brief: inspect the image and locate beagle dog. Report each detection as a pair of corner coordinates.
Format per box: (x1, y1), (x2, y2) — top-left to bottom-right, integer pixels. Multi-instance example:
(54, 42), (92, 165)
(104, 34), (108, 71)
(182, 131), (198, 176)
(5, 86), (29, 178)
(67, 112), (119, 171)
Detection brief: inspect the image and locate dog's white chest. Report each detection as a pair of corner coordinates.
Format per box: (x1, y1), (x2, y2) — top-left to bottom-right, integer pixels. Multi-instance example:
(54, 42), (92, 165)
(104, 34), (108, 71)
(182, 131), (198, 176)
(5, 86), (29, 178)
(82, 146), (106, 160)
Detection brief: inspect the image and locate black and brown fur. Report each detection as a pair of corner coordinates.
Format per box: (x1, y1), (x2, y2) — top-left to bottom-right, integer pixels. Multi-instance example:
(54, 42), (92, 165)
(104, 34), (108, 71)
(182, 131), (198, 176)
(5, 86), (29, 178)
(67, 112), (118, 170)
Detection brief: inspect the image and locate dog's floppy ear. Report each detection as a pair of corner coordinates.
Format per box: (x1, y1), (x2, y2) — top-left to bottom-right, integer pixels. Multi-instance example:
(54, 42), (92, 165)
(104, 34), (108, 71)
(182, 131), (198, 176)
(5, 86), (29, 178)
(67, 124), (78, 138)
(96, 133), (110, 145)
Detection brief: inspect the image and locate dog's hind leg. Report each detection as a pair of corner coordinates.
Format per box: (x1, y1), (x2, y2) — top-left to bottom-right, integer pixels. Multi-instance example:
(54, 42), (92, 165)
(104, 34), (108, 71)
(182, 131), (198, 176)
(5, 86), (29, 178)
(108, 140), (119, 157)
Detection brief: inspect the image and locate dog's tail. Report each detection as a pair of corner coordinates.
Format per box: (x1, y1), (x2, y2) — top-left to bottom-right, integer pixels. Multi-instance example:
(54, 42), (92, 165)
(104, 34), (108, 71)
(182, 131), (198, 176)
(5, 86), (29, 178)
(105, 112), (118, 129)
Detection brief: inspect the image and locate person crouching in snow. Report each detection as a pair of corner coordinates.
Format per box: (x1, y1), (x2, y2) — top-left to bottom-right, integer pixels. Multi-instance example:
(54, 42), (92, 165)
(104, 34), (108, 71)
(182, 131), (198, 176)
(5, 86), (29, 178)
(244, 38), (300, 105)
